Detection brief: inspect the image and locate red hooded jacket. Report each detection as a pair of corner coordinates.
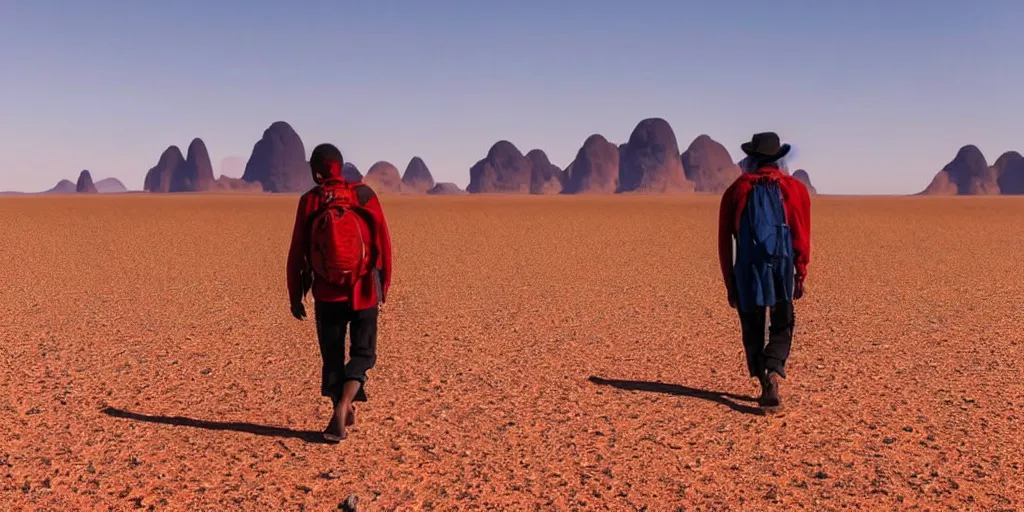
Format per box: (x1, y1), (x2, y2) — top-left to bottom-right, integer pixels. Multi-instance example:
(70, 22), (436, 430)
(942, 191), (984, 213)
(286, 166), (393, 310)
(718, 165), (811, 293)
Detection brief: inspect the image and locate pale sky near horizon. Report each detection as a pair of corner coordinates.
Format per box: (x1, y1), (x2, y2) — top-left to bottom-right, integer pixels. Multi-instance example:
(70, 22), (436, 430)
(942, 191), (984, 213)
(1, 0), (1022, 194)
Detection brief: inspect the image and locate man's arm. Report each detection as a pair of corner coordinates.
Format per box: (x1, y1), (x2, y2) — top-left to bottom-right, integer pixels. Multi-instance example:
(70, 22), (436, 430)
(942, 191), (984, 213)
(718, 184), (737, 292)
(785, 179), (811, 281)
(286, 195), (311, 306)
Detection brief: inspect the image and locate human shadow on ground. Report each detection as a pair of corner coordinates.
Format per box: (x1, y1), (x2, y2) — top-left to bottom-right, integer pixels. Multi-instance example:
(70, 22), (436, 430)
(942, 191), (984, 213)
(100, 407), (332, 444)
(587, 376), (764, 416)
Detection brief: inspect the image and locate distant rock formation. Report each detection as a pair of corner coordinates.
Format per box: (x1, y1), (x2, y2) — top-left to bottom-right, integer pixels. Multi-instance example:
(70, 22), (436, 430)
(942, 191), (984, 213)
(921, 145), (998, 195)
(215, 176), (263, 192)
(681, 134), (741, 193)
(427, 182), (466, 195)
(241, 121), (313, 193)
(526, 149), (563, 194)
(144, 146), (185, 193)
(563, 134), (620, 194)
(995, 151), (1024, 195)
(171, 138), (217, 192)
(342, 162), (363, 182)
(618, 118), (694, 193)
(401, 157), (435, 192)
(45, 179), (77, 194)
(219, 156), (247, 179)
(95, 178), (128, 193)
(792, 169), (817, 195)
(467, 141), (533, 194)
(363, 161), (406, 193)
(76, 170), (98, 193)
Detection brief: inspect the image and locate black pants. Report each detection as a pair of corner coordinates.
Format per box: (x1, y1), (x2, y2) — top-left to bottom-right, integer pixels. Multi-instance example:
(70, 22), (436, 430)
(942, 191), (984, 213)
(738, 300), (794, 379)
(314, 301), (379, 404)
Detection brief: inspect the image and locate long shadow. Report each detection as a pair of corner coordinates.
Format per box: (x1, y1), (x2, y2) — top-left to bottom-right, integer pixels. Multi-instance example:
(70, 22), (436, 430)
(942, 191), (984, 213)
(587, 376), (765, 416)
(101, 407), (331, 444)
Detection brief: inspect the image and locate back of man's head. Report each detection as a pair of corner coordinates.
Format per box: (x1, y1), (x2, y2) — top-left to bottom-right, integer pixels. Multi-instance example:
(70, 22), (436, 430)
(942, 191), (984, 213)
(310, 143), (344, 184)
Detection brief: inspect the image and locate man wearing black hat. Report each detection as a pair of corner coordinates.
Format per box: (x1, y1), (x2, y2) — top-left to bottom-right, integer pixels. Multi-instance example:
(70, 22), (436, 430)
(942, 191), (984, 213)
(718, 132), (811, 411)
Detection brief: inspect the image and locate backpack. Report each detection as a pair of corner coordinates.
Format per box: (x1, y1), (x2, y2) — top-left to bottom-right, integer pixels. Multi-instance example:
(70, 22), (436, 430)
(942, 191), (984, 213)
(307, 180), (375, 287)
(733, 176), (795, 312)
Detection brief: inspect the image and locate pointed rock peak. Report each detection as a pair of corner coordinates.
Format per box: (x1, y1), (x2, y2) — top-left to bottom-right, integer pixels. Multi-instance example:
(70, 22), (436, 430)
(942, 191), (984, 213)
(619, 118), (693, 193)
(47, 179), (77, 194)
(468, 140), (533, 194)
(948, 145), (988, 170)
(367, 160), (400, 177)
(563, 133), (620, 194)
(342, 162), (363, 182)
(402, 156), (435, 192)
(689, 134), (716, 146)
(95, 178), (128, 193)
(583, 134), (612, 147)
(994, 151), (1024, 171)
(922, 144), (998, 195)
(792, 169), (817, 195)
(526, 149), (552, 166)
(173, 136), (217, 192)
(427, 182), (466, 195)
(364, 161), (405, 194)
(681, 134), (739, 193)
(526, 149), (563, 194)
(626, 118), (677, 146)
(146, 145), (186, 193)
(187, 138), (209, 158)
(160, 145), (186, 166)
(266, 121), (298, 136)
(76, 170), (98, 193)
(241, 121), (311, 193)
(996, 151), (1024, 195)
(487, 140), (524, 160)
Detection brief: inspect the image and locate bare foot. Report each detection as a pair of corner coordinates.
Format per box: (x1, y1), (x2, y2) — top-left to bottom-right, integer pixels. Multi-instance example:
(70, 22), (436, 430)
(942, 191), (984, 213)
(322, 404), (348, 442)
(346, 404), (356, 427)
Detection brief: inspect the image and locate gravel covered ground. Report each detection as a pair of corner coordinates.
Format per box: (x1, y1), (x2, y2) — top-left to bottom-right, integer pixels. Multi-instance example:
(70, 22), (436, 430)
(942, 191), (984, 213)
(1, 194), (1022, 511)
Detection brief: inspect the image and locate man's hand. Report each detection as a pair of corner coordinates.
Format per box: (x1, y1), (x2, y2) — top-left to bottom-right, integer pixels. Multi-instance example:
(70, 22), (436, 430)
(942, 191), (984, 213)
(794, 277), (806, 300)
(300, 270), (312, 300)
(290, 300), (307, 321)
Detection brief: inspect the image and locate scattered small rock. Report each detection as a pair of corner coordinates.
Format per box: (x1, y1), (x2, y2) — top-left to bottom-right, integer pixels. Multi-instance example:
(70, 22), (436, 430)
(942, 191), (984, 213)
(339, 494), (359, 511)
(883, 438), (896, 444)
(200, 369), (212, 375)
(812, 470), (829, 479)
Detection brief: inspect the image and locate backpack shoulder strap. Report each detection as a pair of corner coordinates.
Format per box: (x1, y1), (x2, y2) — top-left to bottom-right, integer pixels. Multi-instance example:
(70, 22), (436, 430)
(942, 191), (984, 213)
(352, 182), (376, 207)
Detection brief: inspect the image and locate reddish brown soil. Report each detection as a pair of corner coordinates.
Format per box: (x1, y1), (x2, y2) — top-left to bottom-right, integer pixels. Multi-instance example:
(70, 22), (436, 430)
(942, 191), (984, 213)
(1, 194), (1023, 511)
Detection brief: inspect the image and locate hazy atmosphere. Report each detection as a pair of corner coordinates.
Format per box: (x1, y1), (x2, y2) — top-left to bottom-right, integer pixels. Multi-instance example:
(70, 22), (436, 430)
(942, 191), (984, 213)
(3, 0), (1022, 194)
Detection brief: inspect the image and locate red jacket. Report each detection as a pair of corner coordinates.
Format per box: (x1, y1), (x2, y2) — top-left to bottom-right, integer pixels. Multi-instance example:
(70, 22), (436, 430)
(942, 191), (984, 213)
(287, 176), (393, 310)
(718, 166), (811, 292)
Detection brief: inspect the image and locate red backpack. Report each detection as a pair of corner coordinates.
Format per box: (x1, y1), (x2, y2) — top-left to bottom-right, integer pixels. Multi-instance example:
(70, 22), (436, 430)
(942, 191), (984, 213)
(307, 180), (374, 287)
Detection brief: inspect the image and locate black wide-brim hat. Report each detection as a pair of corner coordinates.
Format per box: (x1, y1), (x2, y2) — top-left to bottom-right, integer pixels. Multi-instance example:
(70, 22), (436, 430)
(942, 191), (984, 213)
(741, 132), (791, 163)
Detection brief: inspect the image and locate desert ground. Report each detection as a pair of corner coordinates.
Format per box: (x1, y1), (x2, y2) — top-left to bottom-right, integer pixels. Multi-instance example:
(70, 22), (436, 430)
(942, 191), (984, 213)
(1, 194), (1022, 511)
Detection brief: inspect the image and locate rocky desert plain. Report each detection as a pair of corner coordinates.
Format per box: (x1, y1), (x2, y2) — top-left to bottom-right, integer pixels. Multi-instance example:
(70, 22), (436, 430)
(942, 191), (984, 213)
(2, 118), (1024, 511)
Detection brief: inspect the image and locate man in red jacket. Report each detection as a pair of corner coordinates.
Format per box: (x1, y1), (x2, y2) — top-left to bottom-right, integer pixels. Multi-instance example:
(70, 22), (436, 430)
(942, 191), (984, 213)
(718, 132), (811, 410)
(287, 143), (393, 442)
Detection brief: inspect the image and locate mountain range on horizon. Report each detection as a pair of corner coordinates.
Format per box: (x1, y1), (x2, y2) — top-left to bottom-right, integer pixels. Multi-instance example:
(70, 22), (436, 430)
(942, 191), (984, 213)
(8, 118), (1024, 197)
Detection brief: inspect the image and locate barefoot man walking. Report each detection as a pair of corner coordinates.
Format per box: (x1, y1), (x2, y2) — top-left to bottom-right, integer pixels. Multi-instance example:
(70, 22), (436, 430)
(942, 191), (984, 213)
(718, 132), (810, 411)
(287, 143), (393, 441)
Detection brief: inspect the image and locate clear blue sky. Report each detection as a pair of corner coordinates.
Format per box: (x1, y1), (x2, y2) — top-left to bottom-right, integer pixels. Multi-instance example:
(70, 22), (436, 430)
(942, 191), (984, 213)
(2, 0), (1022, 194)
